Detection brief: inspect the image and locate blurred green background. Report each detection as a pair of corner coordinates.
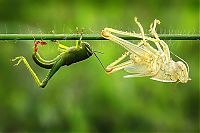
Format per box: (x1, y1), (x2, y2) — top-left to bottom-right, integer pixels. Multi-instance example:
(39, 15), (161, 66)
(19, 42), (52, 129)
(0, 0), (199, 132)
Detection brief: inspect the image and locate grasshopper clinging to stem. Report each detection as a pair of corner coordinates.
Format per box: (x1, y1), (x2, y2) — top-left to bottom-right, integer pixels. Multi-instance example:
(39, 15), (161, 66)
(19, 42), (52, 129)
(101, 17), (190, 83)
(12, 33), (105, 88)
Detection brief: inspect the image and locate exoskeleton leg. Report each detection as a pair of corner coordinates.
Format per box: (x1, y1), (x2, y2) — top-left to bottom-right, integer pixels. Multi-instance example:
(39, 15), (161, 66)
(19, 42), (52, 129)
(149, 19), (171, 63)
(134, 17), (160, 56)
(101, 17), (163, 60)
(106, 60), (133, 74)
(134, 17), (146, 44)
(106, 52), (130, 73)
(102, 28), (153, 60)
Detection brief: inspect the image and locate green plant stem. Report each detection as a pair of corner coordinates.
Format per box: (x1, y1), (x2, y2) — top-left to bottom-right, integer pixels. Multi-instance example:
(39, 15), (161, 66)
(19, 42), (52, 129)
(0, 34), (199, 40)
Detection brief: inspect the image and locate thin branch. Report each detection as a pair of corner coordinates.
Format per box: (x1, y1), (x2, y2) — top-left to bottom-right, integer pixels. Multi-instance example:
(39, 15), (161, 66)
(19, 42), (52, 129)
(0, 34), (199, 40)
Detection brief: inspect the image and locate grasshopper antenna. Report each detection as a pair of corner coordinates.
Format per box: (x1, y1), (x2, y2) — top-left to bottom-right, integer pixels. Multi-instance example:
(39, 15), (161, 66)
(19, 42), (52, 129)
(93, 51), (106, 72)
(93, 50), (104, 54)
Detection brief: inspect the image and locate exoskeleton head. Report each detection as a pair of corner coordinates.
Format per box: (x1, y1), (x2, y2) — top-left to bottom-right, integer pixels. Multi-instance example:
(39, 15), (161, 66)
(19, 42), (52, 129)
(176, 61), (191, 83)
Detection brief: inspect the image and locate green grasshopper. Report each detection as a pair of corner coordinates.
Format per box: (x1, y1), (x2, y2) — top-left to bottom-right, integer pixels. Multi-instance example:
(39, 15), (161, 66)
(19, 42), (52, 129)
(12, 35), (104, 88)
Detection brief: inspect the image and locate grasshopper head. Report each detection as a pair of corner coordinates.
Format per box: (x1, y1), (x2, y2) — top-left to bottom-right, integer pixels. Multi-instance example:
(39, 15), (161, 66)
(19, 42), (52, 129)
(176, 61), (191, 83)
(82, 42), (93, 56)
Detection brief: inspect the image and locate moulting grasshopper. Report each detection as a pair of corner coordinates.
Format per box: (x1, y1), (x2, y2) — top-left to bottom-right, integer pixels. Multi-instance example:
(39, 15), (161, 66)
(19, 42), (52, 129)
(12, 33), (105, 88)
(101, 17), (190, 83)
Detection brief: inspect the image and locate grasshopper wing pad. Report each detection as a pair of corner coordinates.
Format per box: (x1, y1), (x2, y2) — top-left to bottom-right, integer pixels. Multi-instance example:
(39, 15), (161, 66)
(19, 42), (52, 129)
(124, 73), (150, 78)
(151, 69), (177, 82)
(124, 64), (149, 74)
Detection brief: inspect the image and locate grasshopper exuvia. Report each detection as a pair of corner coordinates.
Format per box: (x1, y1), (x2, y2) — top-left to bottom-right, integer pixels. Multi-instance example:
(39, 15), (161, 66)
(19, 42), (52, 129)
(12, 34), (105, 88)
(101, 17), (190, 83)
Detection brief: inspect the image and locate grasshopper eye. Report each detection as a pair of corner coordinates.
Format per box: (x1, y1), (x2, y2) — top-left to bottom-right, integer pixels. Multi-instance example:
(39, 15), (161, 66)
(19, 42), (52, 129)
(83, 42), (93, 54)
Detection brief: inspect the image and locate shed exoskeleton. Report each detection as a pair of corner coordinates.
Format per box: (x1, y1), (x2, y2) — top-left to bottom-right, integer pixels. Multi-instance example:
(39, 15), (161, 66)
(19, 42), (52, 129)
(101, 17), (190, 83)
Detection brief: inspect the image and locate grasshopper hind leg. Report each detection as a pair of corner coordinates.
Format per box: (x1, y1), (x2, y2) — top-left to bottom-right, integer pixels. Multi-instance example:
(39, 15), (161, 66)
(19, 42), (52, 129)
(12, 56), (64, 88)
(12, 56), (43, 88)
(40, 57), (64, 88)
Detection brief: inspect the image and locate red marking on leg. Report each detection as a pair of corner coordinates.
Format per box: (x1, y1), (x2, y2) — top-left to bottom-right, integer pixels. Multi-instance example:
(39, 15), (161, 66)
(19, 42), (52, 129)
(34, 41), (38, 53)
(40, 41), (47, 45)
(34, 46), (38, 53)
(33, 40), (47, 53)
(34, 41), (40, 45)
